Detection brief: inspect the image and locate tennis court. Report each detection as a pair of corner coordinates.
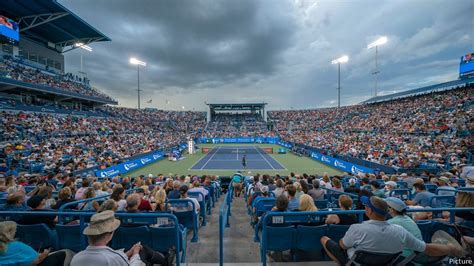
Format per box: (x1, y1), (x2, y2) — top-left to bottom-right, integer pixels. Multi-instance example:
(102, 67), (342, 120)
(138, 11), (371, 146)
(190, 146), (286, 170)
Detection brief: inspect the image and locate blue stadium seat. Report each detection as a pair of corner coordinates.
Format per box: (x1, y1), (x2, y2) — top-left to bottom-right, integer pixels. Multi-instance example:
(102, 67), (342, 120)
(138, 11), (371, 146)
(347, 250), (402, 266)
(389, 189), (412, 200)
(295, 225), (326, 257)
(327, 224), (350, 242)
(424, 184), (437, 193)
(262, 226), (295, 258)
(188, 191), (208, 226)
(416, 220), (432, 243)
(396, 181), (408, 189)
(430, 195), (455, 208)
(150, 225), (187, 263)
(314, 200), (328, 209)
(56, 224), (83, 252)
(253, 198), (276, 218)
(16, 223), (58, 250)
(111, 226), (152, 250)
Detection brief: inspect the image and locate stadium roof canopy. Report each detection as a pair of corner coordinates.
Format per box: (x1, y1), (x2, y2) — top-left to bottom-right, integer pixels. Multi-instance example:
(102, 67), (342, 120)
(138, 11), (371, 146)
(0, 0), (110, 53)
(206, 103), (267, 111)
(362, 77), (474, 104)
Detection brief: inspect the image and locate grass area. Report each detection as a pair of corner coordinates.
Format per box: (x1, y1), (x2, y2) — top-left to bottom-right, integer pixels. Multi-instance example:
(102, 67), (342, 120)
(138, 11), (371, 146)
(128, 143), (342, 177)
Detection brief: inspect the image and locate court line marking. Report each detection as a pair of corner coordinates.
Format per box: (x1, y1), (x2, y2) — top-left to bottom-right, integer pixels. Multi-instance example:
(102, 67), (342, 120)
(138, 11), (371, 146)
(189, 146), (219, 170)
(200, 146), (221, 170)
(204, 159), (266, 162)
(254, 146), (275, 170)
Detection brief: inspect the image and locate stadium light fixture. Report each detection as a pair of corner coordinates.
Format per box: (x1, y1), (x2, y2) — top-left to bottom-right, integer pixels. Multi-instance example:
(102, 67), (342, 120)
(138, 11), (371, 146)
(367, 36), (387, 49)
(74, 42), (92, 52)
(367, 36), (388, 97)
(75, 43), (92, 77)
(129, 57), (147, 109)
(331, 55), (349, 65)
(129, 57), (147, 67)
(331, 55), (349, 108)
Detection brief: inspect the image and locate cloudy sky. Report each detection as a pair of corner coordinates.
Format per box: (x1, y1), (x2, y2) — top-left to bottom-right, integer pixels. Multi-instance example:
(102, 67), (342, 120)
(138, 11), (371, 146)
(60, 0), (474, 111)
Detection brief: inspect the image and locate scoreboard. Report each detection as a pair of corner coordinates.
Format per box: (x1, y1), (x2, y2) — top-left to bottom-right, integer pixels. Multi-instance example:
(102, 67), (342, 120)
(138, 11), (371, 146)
(460, 53), (474, 78)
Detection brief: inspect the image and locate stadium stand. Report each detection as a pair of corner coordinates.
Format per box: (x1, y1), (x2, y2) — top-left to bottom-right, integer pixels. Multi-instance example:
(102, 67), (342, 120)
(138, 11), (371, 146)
(0, 1), (473, 265)
(269, 85), (473, 172)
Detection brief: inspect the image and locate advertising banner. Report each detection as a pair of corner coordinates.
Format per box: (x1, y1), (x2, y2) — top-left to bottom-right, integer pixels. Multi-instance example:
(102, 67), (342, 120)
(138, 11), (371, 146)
(95, 151), (164, 178)
(309, 151), (374, 174)
(197, 137), (279, 144)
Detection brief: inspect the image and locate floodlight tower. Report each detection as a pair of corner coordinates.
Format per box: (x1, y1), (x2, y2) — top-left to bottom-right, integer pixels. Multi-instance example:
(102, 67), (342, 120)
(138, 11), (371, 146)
(129, 57), (147, 109)
(74, 43), (92, 77)
(331, 55), (349, 108)
(367, 36), (387, 97)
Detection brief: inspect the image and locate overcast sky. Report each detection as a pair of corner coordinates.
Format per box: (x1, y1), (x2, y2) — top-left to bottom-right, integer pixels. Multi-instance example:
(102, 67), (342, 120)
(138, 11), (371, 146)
(60, 0), (474, 111)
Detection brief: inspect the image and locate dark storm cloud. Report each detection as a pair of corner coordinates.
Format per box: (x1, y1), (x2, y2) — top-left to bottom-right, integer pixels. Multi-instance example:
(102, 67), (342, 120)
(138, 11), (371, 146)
(62, 0), (296, 102)
(60, 0), (474, 110)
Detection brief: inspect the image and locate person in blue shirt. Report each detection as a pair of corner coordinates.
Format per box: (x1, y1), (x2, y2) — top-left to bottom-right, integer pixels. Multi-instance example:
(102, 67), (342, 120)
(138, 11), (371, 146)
(407, 183), (437, 207)
(232, 173), (243, 197)
(286, 184), (299, 211)
(0, 221), (72, 266)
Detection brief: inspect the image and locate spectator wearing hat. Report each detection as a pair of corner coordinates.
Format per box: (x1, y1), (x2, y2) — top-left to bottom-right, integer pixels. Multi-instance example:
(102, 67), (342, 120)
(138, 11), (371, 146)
(407, 183), (436, 207)
(20, 195), (56, 229)
(0, 221), (74, 266)
(384, 181), (397, 197)
(437, 177), (456, 196)
(307, 179), (325, 200)
(385, 197), (423, 258)
(70, 211), (175, 266)
(321, 196), (466, 265)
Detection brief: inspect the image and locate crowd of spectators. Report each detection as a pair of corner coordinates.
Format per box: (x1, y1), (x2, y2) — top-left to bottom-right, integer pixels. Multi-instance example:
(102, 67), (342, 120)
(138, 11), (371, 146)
(0, 57), (115, 102)
(0, 107), (207, 176)
(203, 113), (274, 138)
(269, 85), (473, 170)
(0, 173), (220, 265)
(243, 165), (473, 263)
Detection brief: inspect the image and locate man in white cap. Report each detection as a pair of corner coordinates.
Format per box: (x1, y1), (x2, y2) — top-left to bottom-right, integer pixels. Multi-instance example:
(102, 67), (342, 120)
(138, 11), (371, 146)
(71, 211), (175, 266)
(384, 181), (398, 197)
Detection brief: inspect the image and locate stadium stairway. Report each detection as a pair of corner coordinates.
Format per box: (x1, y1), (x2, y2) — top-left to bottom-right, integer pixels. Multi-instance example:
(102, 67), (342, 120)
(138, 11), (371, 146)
(186, 194), (336, 265)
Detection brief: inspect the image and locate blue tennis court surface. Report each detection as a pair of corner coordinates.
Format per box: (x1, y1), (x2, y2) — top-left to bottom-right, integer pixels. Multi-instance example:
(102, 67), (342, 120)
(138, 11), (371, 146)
(190, 146), (285, 170)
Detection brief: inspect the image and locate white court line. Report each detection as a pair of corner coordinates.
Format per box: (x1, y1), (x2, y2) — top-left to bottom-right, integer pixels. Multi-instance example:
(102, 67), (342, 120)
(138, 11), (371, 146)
(236, 147), (239, 160)
(205, 159), (265, 162)
(254, 146), (276, 170)
(189, 146), (218, 170)
(200, 146), (221, 170)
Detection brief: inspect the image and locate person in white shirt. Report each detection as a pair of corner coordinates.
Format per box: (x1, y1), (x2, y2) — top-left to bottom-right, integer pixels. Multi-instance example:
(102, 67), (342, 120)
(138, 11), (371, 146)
(320, 196), (466, 265)
(71, 211), (175, 266)
(175, 185), (200, 214)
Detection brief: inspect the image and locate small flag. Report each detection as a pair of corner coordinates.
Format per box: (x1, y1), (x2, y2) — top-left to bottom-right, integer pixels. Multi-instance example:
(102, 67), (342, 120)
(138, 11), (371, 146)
(146, 99), (152, 103)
